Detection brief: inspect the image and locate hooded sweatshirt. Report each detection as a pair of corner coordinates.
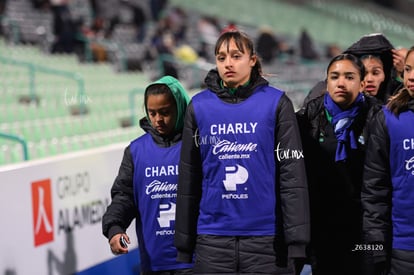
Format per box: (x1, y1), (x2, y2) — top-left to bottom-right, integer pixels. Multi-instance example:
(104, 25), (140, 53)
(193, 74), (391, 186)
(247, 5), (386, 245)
(343, 33), (400, 103)
(102, 76), (192, 271)
(144, 75), (190, 135)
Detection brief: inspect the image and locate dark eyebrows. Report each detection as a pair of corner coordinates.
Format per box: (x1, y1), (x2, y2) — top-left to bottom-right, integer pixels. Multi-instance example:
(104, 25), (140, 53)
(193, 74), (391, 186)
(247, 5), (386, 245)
(328, 71), (339, 77)
(147, 106), (171, 113)
(217, 48), (243, 56)
(344, 72), (357, 77)
(328, 71), (357, 76)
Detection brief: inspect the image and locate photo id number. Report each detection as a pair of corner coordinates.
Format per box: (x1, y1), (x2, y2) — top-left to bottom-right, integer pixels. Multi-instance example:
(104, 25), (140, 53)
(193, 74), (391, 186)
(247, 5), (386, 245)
(352, 244), (383, 251)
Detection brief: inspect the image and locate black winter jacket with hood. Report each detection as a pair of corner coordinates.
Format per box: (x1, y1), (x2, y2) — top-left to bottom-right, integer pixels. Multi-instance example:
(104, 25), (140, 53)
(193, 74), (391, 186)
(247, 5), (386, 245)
(343, 33), (402, 103)
(174, 69), (310, 268)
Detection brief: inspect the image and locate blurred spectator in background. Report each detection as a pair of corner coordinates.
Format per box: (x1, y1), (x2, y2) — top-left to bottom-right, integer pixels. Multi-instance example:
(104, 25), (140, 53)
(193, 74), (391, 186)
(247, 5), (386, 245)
(50, 0), (76, 54)
(221, 21), (238, 33)
(89, 0), (119, 38)
(196, 15), (221, 62)
(255, 26), (295, 64)
(148, 6), (191, 78)
(31, 0), (49, 9)
(81, 16), (108, 62)
(174, 44), (198, 63)
(164, 6), (188, 43)
(150, 0), (168, 21)
(197, 41), (211, 62)
(120, 0), (148, 43)
(325, 43), (342, 59)
(153, 31), (179, 78)
(197, 15), (221, 45)
(0, 0), (6, 35)
(256, 26), (280, 64)
(0, 0), (5, 13)
(299, 28), (319, 60)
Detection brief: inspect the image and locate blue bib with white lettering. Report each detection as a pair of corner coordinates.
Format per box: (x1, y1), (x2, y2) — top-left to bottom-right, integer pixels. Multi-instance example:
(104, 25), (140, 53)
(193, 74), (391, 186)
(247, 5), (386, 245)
(130, 134), (193, 271)
(383, 107), (414, 251)
(192, 87), (282, 235)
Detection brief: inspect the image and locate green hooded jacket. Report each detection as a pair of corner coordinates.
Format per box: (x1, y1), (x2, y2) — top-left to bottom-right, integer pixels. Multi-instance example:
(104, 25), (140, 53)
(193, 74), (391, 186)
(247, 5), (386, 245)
(144, 75), (190, 133)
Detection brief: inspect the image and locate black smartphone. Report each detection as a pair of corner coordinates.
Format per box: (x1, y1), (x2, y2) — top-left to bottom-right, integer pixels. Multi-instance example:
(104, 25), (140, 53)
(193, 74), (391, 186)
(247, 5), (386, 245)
(120, 235), (128, 248)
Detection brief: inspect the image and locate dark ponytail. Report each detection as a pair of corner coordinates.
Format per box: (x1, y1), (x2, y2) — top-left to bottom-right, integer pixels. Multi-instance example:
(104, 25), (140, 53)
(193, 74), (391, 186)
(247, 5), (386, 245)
(386, 88), (412, 115)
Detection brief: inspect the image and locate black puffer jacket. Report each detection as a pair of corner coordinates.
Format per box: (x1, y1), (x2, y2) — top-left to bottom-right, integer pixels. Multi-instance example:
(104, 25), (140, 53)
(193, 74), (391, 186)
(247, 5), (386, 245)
(296, 93), (381, 267)
(361, 95), (414, 273)
(174, 69), (310, 270)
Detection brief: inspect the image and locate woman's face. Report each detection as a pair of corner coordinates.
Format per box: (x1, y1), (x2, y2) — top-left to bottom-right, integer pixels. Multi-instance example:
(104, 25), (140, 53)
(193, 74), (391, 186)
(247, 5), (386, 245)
(362, 57), (385, 96)
(215, 38), (256, 88)
(327, 59), (364, 109)
(146, 93), (177, 136)
(404, 51), (414, 97)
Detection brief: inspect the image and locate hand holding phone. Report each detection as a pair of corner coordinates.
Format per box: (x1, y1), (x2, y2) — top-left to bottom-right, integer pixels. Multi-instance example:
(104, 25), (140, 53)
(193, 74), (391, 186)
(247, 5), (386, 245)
(120, 235), (128, 248)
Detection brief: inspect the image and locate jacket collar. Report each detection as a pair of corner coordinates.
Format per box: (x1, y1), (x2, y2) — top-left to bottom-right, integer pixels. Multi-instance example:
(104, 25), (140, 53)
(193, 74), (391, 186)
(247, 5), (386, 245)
(139, 117), (182, 147)
(204, 69), (269, 100)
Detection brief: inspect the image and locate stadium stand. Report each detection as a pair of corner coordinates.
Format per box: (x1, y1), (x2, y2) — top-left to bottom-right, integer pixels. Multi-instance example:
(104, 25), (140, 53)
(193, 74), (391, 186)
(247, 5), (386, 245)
(1, 0), (53, 53)
(0, 39), (149, 165)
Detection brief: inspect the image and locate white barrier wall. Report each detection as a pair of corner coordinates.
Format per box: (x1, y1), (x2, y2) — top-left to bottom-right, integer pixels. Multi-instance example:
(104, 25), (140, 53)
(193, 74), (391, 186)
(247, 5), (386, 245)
(0, 143), (138, 274)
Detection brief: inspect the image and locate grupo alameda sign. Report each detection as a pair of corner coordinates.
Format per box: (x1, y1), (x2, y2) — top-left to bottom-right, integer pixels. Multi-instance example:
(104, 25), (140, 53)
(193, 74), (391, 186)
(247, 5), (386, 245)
(31, 172), (110, 247)
(0, 144), (138, 275)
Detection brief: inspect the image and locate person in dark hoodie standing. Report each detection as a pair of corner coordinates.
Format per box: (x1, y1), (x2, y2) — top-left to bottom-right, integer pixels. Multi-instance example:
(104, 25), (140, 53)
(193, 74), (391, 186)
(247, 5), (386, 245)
(174, 30), (310, 275)
(361, 46), (414, 275)
(343, 33), (404, 103)
(302, 33), (405, 107)
(296, 53), (382, 275)
(102, 75), (194, 274)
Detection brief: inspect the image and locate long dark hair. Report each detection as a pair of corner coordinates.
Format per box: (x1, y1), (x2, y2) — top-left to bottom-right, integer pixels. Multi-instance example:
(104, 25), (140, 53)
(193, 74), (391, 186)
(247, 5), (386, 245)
(386, 46), (414, 115)
(214, 30), (262, 80)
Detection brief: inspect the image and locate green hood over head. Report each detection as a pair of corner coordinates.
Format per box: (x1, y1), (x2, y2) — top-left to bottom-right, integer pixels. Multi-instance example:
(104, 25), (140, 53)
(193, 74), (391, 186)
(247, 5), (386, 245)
(144, 75), (190, 132)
